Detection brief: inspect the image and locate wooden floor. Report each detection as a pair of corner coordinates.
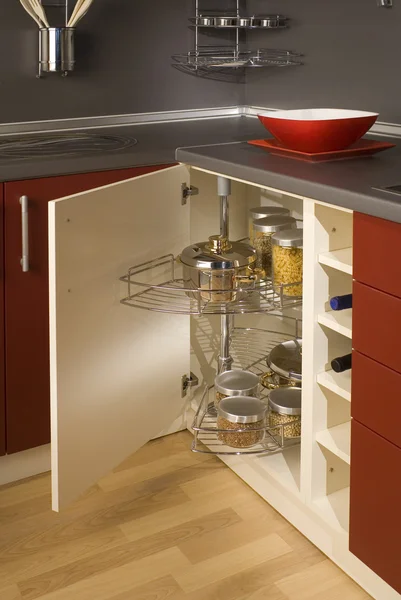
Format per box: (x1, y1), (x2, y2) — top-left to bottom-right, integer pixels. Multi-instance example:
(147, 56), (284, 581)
(0, 431), (371, 600)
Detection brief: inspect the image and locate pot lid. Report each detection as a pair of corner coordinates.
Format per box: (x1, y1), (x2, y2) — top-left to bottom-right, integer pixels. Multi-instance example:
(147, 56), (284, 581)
(217, 396), (267, 424)
(253, 215), (297, 233)
(215, 369), (259, 396)
(269, 387), (301, 416)
(272, 228), (303, 248)
(249, 206), (290, 221)
(267, 338), (302, 381)
(180, 236), (255, 269)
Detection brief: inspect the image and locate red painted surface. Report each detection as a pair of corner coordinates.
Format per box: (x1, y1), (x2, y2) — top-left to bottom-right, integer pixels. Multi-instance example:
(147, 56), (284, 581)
(0, 185), (4, 456)
(354, 212), (401, 298)
(352, 351), (401, 449)
(353, 281), (401, 375)
(257, 111), (377, 153)
(4, 164), (171, 454)
(350, 420), (401, 594)
(247, 138), (394, 162)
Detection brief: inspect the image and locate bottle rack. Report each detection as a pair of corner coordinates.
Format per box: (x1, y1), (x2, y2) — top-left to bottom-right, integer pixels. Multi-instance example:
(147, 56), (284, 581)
(120, 175), (303, 456)
(192, 325), (302, 455)
(171, 0), (302, 74)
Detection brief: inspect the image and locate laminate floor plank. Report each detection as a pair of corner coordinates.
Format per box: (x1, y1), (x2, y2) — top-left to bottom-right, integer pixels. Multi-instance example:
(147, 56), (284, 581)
(0, 431), (372, 600)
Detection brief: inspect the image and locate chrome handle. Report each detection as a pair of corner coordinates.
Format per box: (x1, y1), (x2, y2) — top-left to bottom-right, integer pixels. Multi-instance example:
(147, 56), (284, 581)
(20, 195), (29, 272)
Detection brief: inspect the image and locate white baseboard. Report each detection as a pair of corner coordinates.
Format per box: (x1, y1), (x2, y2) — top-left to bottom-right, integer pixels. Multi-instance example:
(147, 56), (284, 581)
(0, 444), (51, 486)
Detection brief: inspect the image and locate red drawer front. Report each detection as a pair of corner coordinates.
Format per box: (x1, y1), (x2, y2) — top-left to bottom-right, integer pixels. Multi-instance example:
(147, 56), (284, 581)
(352, 351), (401, 449)
(354, 212), (401, 298)
(353, 281), (401, 374)
(350, 420), (401, 594)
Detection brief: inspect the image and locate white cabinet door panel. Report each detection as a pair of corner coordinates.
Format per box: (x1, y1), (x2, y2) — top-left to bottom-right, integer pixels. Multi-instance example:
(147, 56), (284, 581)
(49, 165), (190, 511)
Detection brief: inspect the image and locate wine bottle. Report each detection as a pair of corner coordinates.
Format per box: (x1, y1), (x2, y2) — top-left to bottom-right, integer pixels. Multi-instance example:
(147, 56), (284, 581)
(330, 294), (352, 311)
(331, 353), (352, 373)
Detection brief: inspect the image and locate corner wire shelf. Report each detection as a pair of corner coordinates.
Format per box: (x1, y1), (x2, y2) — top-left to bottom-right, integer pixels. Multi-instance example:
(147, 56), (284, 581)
(172, 0), (302, 74)
(120, 253), (302, 316)
(191, 325), (302, 455)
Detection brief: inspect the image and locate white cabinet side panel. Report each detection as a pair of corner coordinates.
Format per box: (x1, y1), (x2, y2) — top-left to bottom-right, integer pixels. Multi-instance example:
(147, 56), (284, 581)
(49, 165), (190, 511)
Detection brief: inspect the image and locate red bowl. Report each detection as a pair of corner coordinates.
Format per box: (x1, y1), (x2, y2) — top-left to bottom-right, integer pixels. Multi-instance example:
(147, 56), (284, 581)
(257, 109), (379, 153)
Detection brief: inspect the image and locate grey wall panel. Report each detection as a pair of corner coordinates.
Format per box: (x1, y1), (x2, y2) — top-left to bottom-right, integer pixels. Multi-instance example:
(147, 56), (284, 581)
(245, 0), (401, 124)
(0, 0), (244, 123)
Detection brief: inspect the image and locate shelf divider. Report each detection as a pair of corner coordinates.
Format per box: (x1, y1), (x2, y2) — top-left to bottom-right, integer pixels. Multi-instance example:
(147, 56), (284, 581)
(318, 248), (352, 275)
(317, 309), (352, 339)
(316, 421), (351, 464)
(317, 369), (351, 402)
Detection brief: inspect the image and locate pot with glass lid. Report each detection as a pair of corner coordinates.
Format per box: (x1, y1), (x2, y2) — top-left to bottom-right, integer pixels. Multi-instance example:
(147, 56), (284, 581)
(261, 338), (302, 390)
(180, 235), (257, 302)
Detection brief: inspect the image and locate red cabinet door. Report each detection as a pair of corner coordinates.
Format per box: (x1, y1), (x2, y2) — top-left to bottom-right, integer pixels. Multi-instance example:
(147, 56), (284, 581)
(350, 420), (401, 594)
(352, 351), (401, 449)
(354, 212), (401, 298)
(4, 165), (171, 454)
(0, 184), (4, 456)
(353, 280), (401, 374)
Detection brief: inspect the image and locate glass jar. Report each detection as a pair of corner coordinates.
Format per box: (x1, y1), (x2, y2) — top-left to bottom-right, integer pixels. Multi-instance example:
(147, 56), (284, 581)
(215, 369), (260, 407)
(268, 387), (301, 438)
(261, 339), (302, 391)
(249, 206), (290, 245)
(217, 396), (267, 448)
(272, 229), (303, 297)
(253, 216), (297, 278)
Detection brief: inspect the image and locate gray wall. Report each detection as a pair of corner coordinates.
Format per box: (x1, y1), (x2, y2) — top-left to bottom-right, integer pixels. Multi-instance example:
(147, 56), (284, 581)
(0, 0), (244, 123)
(245, 0), (401, 124)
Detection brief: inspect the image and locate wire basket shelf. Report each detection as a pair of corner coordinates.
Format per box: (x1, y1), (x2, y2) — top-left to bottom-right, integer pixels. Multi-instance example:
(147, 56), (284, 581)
(120, 254), (302, 316)
(172, 48), (302, 70)
(192, 326), (301, 455)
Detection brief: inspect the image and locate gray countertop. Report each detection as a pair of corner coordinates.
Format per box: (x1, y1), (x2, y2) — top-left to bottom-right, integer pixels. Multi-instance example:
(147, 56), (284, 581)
(176, 138), (401, 223)
(0, 116), (265, 183)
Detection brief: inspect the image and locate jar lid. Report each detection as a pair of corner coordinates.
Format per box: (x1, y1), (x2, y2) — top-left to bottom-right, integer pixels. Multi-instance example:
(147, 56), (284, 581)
(249, 206), (290, 221)
(180, 236), (255, 269)
(218, 396), (267, 423)
(215, 369), (260, 396)
(253, 215), (297, 233)
(267, 338), (302, 381)
(269, 387), (301, 416)
(271, 228), (303, 248)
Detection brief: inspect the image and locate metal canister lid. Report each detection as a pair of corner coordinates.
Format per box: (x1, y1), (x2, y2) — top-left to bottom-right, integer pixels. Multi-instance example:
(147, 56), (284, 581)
(218, 396), (267, 423)
(253, 215), (297, 233)
(249, 206), (290, 221)
(180, 236), (255, 270)
(269, 387), (301, 416)
(271, 228), (303, 248)
(215, 369), (259, 396)
(267, 338), (302, 381)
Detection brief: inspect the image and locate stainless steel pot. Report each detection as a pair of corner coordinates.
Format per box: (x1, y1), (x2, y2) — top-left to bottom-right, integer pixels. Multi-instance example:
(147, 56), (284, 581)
(238, 17), (251, 27)
(198, 16), (215, 26)
(180, 235), (256, 303)
(261, 338), (302, 390)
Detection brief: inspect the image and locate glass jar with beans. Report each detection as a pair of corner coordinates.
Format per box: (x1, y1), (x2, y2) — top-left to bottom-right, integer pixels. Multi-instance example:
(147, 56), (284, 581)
(217, 396), (268, 448)
(268, 387), (301, 439)
(214, 369), (260, 407)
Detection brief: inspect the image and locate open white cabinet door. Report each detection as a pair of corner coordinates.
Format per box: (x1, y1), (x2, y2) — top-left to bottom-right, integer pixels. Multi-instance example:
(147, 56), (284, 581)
(49, 165), (190, 511)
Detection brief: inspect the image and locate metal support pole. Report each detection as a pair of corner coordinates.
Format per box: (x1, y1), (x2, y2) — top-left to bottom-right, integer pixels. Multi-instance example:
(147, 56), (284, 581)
(217, 176), (233, 373)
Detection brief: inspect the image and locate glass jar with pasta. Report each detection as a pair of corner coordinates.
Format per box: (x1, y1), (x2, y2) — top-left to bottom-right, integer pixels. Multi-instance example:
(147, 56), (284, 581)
(253, 215), (297, 279)
(271, 229), (303, 298)
(249, 206), (290, 246)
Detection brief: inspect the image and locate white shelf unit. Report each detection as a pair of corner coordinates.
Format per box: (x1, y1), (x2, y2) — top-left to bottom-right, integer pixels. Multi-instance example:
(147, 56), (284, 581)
(318, 247), (353, 275)
(317, 369), (351, 402)
(316, 421), (351, 465)
(313, 486), (350, 533)
(317, 309), (352, 339)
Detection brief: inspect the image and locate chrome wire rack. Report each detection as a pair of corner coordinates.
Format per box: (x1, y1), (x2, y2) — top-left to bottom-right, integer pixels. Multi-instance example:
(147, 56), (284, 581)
(172, 48), (302, 70)
(120, 254), (302, 316)
(192, 326), (302, 455)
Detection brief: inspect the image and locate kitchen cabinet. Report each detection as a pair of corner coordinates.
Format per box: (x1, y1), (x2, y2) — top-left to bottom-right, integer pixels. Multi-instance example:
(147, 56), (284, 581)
(350, 420), (401, 595)
(4, 164), (171, 455)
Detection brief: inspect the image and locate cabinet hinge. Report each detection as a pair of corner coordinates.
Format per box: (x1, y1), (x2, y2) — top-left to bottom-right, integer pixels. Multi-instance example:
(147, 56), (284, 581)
(181, 183), (199, 205)
(181, 372), (199, 397)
